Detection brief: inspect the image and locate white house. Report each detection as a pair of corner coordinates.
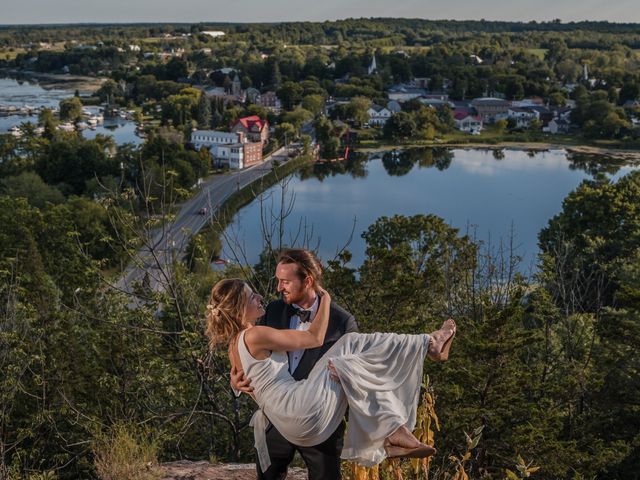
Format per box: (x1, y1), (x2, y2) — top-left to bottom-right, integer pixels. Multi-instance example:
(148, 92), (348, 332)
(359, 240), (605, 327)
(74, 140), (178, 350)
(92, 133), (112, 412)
(367, 104), (392, 126)
(202, 31), (225, 38)
(506, 108), (540, 128)
(454, 112), (483, 134)
(545, 118), (571, 134)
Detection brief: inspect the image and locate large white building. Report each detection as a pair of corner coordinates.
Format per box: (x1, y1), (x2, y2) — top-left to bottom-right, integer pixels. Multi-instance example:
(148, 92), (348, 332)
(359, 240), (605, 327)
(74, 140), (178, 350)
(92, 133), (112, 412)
(191, 130), (262, 170)
(191, 130), (242, 166)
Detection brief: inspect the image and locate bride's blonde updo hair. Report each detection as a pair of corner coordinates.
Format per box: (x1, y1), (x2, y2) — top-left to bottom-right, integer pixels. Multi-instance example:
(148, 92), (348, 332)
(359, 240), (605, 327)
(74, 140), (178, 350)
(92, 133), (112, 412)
(205, 278), (250, 348)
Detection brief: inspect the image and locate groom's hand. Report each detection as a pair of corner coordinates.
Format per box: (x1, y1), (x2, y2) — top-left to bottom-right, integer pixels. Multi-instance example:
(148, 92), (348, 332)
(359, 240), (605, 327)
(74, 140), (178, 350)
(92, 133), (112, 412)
(230, 365), (254, 395)
(328, 360), (341, 384)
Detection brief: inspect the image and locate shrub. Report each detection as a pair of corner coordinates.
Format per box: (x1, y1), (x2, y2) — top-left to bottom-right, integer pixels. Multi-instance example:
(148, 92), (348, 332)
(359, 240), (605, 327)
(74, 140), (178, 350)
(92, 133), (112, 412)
(93, 423), (161, 480)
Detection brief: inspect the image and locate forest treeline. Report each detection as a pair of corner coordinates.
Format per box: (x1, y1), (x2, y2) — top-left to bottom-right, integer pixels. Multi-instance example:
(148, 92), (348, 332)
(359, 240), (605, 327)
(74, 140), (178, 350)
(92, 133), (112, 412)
(1, 138), (639, 479)
(1, 16), (640, 480)
(2, 18), (640, 47)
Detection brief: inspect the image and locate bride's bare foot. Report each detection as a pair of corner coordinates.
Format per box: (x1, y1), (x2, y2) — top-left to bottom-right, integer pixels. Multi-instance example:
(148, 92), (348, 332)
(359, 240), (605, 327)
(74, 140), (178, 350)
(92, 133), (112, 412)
(385, 425), (421, 449)
(384, 425), (436, 459)
(427, 319), (456, 361)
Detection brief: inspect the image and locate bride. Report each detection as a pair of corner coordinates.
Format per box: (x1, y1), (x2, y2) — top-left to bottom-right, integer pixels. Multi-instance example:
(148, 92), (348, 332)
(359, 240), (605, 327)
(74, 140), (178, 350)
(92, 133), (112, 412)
(205, 278), (456, 472)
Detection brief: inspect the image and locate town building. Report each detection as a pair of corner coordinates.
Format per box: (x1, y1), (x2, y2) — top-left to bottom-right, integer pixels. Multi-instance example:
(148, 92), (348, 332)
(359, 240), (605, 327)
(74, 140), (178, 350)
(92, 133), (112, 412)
(231, 115), (269, 144)
(387, 84), (428, 102)
(256, 91), (282, 112)
(217, 142), (262, 170)
(191, 129), (263, 169)
(368, 55), (377, 75)
(471, 98), (511, 123)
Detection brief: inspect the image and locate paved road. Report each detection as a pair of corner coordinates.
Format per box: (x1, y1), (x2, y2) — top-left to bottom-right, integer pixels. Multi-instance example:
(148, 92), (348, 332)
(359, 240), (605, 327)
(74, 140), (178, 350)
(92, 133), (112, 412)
(115, 146), (291, 295)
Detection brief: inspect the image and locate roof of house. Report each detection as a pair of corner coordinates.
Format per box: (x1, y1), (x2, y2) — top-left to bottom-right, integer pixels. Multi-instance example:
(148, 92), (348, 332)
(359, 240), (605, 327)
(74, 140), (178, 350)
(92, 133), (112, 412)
(369, 104), (389, 113)
(471, 97), (510, 106)
(234, 115), (267, 131)
(387, 84), (428, 95)
(387, 100), (402, 113)
(192, 130), (238, 138)
(419, 98), (453, 107)
(454, 111), (482, 121)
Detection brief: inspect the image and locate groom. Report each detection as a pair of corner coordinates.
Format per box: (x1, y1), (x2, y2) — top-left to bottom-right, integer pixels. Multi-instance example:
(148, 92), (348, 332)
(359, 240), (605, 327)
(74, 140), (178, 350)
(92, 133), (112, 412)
(231, 248), (358, 480)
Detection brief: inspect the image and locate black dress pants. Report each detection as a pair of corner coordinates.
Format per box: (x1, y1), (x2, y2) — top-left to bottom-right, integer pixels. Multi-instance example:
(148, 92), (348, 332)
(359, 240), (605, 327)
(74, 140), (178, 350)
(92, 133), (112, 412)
(256, 420), (345, 480)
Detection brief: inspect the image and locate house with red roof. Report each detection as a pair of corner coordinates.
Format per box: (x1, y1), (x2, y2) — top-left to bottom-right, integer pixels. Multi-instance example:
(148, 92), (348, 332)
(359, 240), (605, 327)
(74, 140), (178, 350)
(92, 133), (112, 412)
(454, 111), (483, 134)
(231, 115), (269, 144)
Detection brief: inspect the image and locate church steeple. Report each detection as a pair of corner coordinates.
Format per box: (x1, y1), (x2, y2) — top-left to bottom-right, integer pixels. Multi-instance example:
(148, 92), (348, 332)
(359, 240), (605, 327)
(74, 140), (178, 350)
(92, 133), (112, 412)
(232, 72), (242, 95)
(368, 54), (377, 75)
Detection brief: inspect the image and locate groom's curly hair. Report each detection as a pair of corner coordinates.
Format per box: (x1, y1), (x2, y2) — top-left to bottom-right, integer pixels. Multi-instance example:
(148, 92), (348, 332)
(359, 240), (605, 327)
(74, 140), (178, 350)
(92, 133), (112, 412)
(277, 248), (323, 288)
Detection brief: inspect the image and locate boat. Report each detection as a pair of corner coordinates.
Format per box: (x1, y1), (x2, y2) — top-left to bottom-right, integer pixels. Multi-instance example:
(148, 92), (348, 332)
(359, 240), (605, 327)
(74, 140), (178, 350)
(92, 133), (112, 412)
(9, 126), (23, 137)
(57, 122), (75, 132)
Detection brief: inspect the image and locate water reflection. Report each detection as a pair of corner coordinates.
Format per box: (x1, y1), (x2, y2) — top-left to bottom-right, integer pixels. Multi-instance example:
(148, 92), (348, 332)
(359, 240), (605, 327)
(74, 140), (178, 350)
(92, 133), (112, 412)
(222, 148), (638, 271)
(566, 152), (629, 176)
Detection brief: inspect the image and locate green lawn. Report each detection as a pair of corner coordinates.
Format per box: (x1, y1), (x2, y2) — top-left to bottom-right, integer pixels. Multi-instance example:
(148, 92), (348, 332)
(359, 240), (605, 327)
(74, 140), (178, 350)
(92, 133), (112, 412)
(527, 48), (548, 60)
(0, 47), (26, 60)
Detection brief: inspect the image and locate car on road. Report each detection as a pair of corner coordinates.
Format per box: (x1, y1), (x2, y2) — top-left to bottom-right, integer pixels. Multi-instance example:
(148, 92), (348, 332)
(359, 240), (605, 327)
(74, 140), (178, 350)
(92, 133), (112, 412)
(198, 207), (208, 215)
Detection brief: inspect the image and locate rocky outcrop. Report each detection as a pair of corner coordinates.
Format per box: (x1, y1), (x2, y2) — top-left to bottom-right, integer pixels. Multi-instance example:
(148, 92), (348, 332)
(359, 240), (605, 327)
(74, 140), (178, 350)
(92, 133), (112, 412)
(160, 461), (307, 480)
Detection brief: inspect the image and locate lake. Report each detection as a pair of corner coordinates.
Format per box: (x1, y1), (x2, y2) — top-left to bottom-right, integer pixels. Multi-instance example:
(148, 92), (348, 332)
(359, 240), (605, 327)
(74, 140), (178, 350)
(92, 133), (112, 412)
(0, 77), (142, 145)
(221, 148), (638, 273)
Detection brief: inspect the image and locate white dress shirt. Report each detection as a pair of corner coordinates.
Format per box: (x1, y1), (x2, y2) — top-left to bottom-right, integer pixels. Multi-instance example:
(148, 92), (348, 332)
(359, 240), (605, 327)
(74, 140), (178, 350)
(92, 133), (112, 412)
(288, 295), (319, 374)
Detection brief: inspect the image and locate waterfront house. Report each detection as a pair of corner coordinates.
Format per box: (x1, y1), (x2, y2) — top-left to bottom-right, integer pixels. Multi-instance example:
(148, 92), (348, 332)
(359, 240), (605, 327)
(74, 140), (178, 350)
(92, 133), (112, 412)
(454, 111), (483, 134)
(471, 97), (511, 123)
(505, 107), (540, 128)
(367, 104), (392, 126)
(545, 118), (571, 134)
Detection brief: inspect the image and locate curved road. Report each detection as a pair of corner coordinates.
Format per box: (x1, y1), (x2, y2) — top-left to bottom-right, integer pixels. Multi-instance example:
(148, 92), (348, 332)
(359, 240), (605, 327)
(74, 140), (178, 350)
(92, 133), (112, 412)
(116, 146), (291, 295)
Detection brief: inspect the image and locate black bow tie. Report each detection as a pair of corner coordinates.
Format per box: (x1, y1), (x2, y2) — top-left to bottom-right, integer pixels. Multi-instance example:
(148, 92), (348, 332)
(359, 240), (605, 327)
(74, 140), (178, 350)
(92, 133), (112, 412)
(287, 304), (312, 323)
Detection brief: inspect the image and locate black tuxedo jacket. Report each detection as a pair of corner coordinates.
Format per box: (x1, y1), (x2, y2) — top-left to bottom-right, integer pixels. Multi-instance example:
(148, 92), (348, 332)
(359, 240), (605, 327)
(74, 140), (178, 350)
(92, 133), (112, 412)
(259, 297), (358, 381)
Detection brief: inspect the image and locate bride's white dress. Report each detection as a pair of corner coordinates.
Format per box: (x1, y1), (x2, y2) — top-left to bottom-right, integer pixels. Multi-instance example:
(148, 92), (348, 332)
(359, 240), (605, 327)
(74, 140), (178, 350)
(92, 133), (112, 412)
(237, 330), (431, 472)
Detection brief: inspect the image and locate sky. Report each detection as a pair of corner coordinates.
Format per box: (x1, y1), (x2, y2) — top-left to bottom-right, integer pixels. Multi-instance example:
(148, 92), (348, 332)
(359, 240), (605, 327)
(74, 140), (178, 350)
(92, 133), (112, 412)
(2, 0), (639, 25)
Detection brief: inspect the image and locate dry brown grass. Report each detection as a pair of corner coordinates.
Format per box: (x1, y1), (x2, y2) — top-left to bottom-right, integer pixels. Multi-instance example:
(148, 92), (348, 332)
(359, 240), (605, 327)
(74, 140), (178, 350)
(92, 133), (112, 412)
(93, 423), (161, 480)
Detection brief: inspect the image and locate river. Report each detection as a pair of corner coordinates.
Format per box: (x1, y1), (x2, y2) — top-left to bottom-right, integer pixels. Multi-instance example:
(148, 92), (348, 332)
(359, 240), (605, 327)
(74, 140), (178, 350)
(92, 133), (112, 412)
(0, 76), (142, 145)
(221, 147), (638, 272)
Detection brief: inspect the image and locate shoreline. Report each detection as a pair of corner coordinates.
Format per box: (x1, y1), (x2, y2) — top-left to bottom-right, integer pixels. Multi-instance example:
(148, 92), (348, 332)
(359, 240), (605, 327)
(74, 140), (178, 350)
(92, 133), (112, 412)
(0, 68), (106, 93)
(356, 141), (640, 161)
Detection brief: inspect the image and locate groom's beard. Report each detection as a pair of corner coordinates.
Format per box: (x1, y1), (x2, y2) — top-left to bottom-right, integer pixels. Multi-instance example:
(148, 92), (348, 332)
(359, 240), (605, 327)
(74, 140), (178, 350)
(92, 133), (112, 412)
(281, 286), (305, 305)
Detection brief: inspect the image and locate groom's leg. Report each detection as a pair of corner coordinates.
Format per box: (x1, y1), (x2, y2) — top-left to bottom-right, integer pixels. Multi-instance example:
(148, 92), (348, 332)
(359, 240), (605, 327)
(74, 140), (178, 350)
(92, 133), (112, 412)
(297, 421), (345, 480)
(256, 424), (296, 480)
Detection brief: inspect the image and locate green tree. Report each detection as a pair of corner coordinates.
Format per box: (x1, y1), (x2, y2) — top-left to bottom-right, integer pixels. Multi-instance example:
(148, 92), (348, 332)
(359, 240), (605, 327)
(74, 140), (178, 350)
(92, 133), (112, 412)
(274, 122), (296, 145)
(383, 112), (417, 141)
(197, 93), (212, 128)
(0, 171), (64, 208)
(59, 97), (83, 122)
(346, 96), (370, 126)
(301, 94), (325, 116)
(277, 81), (303, 110)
